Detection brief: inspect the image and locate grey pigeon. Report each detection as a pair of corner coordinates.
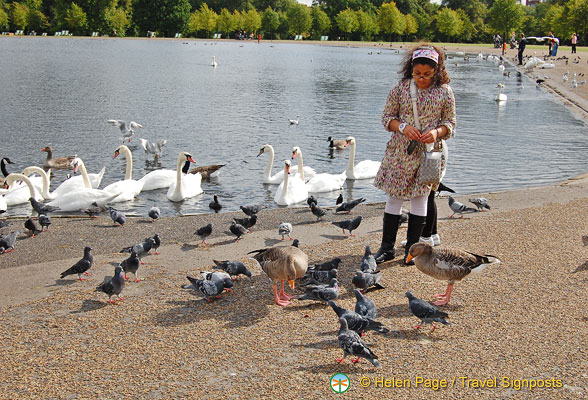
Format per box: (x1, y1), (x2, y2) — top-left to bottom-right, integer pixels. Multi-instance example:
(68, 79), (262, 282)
(121, 251), (141, 282)
(120, 237), (156, 264)
(148, 206), (160, 222)
(337, 318), (381, 367)
(297, 278), (339, 303)
(60, 246), (93, 280)
(230, 221), (248, 242)
(360, 245), (377, 273)
(29, 197), (59, 215)
(200, 271), (234, 291)
(109, 206), (126, 226)
(332, 215), (362, 236)
(354, 289), (377, 320)
(96, 265), (126, 303)
(310, 202), (327, 221)
(301, 268), (338, 286)
(307, 195), (317, 208)
(209, 195), (222, 212)
(311, 257), (342, 271)
(240, 204), (263, 217)
(352, 270), (385, 292)
(406, 291), (450, 333)
(81, 202), (105, 219)
(336, 193), (343, 205)
(150, 233), (161, 255)
(184, 275), (225, 302)
(328, 300), (389, 335)
(24, 218), (41, 237)
(335, 197), (366, 214)
(278, 221), (293, 240)
(195, 223), (212, 245)
(212, 259), (252, 279)
(233, 215), (257, 232)
(448, 197), (477, 218)
(38, 214), (51, 231)
(0, 231), (19, 253)
(469, 197), (491, 211)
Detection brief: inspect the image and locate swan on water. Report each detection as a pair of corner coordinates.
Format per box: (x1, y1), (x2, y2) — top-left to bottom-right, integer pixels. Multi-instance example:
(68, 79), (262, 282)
(167, 152), (203, 202)
(274, 160), (308, 206)
(344, 137), (381, 180)
(102, 145), (144, 202)
(257, 144), (315, 184)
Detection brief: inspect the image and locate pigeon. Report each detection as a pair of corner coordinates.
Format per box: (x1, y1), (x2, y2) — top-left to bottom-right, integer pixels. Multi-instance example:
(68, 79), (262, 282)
(212, 259), (252, 279)
(233, 215), (257, 232)
(336, 193), (343, 205)
(120, 237), (156, 264)
(310, 202), (327, 221)
(328, 300), (389, 335)
(352, 270), (385, 292)
(96, 265), (126, 303)
(109, 206), (126, 226)
(121, 251), (141, 282)
(60, 246), (93, 280)
(29, 197), (59, 215)
(399, 209), (409, 227)
(292, 239), (300, 247)
(436, 182), (455, 195)
(240, 204), (263, 217)
(194, 223), (213, 245)
(335, 197), (366, 214)
(150, 233), (161, 255)
(200, 271), (234, 291)
(209, 195), (222, 212)
(24, 218), (41, 237)
(354, 289), (377, 320)
(336, 318), (381, 367)
(38, 214), (51, 231)
(297, 278), (339, 303)
(0, 231), (19, 253)
(148, 206), (160, 222)
(332, 215), (362, 236)
(360, 245), (377, 273)
(81, 202), (105, 219)
(448, 197), (477, 218)
(306, 195), (317, 208)
(183, 275), (225, 302)
(230, 221), (248, 242)
(405, 291), (450, 333)
(469, 197), (491, 211)
(278, 222), (293, 240)
(301, 268), (338, 286)
(310, 257), (342, 271)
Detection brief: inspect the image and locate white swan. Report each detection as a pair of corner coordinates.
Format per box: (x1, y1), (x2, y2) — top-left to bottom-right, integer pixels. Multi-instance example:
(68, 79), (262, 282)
(292, 146), (345, 193)
(211, 56), (217, 67)
(495, 83), (507, 102)
(258, 144), (315, 184)
(102, 145), (144, 202)
(344, 137), (381, 180)
(49, 162), (105, 198)
(3, 173), (43, 206)
(22, 166), (55, 200)
(0, 194), (6, 214)
(498, 63), (505, 73)
(167, 152), (203, 202)
(274, 160), (308, 206)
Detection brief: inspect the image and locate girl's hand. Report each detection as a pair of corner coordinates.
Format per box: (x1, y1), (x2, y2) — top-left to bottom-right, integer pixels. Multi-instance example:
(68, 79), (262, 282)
(420, 128), (438, 143)
(404, 125), (421, 141)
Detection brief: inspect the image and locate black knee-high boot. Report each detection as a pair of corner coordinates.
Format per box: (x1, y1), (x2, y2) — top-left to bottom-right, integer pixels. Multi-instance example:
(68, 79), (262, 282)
(404, 213), (426, 265)
(375, 213), (401, 264)
(421, 190), (436, 238)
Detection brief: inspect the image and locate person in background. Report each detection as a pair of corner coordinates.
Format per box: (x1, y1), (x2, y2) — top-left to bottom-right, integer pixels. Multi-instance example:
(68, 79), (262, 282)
(551, 37), (559, 57)
(373, 44), (456, 265)
(547, 32), (554, 55)
(518, 33), (527, 65)
(571, 33), (577, 54)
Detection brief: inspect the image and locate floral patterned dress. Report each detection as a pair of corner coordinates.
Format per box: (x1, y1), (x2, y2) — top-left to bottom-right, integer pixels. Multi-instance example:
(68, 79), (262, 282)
(373, 79), (456, 199)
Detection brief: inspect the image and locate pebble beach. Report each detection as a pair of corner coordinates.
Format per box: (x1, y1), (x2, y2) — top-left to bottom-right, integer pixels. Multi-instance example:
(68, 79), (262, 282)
(1, 42), (588, 399)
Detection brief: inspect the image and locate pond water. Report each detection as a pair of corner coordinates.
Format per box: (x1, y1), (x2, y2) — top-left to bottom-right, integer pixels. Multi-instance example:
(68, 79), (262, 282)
(1, 38), (587, 217)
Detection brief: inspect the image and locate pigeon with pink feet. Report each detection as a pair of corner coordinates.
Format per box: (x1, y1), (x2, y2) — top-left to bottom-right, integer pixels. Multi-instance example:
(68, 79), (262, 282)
(60, 246), (93, 281)
(96, 265), (125, 303)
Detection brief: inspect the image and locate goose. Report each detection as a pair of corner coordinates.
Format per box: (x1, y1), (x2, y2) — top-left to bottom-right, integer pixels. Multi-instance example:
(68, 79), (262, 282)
(3, 173), (44, 206)
(274, 160), (308, 206)
(107, 120), (143, 143)
(46, 158), (105, 198)
(344, 137), (381, 180)
(189, 164), (225, 180)
(495, 83), (507, 102)
(289, 115), (300, 125)
(211, 56), (217, 67)
(41, 146), (76, 171)
(257, 144), (315, 184)
(102, 145), (144, 202)
(291, 147), (345, 193)
(327, 136), (346, 150)
(167, 152), (203, 202)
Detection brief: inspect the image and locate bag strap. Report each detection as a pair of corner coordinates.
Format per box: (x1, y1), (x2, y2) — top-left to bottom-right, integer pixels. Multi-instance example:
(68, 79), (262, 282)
(409, 79), (421, 130)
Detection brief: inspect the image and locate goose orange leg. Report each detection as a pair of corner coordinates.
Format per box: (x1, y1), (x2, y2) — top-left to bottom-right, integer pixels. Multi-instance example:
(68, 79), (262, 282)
(278, 280), (294, 301)
(273, 284), (291, 306)
(433, 283), (454, 306)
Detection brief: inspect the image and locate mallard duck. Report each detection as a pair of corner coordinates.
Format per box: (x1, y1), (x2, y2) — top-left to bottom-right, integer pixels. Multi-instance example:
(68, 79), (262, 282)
(406, 242), (501, 306)
(41, 146), (76, 171)
(189, 164), (225, 180)
(249, 246), (308, 306)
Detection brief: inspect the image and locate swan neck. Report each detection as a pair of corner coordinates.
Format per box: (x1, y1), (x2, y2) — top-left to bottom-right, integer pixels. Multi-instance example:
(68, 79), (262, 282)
(264, 146), (275, 180)
(175, 155), (184, 196)
(25, 167), (51, 199)
(78, 161), (91, 189)
(296, 151), (304, 181)
(11, 174), (36, 198)
(122, 146), (133, 180)
(347, 141), (356, 173)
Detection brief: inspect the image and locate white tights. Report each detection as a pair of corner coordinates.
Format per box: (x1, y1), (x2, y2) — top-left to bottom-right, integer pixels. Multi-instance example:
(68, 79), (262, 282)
(385, 194), (428, 217)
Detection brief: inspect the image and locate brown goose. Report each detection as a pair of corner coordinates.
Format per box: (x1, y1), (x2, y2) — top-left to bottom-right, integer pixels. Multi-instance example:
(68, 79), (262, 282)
(406, 242), (501, 306)
(189, 164), (225, 180)
(249, 246), (308, 306)
(41, 146), (76, 171)
(327, 136), (346, 150)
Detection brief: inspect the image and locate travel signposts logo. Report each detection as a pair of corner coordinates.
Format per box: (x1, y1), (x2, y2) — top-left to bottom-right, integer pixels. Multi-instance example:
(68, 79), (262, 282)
(330, 373), (350, 393)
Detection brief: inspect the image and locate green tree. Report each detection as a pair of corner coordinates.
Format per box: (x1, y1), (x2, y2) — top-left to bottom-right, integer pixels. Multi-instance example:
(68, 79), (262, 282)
(311, 6), (330, 40)
(277, 10), (289, 38)
(403, 12), (417, 37)
(65, 3), (87, 34)
(242, 8), (260, 34)
(335, 8), (358, 40)
(413, 11), (434, 40)
(377, 2), (405, 42)
(488, 0), (525, 46)
(189, 3), (218, 37)
(0, 6), (8, 30)
(287, 3), (311, 35)
(232, 9), (243, 31)
(11, 2), (29, 30)
(436, 8), (462, 41)
(105, 7), (130, 36)
(568, 0), (588, 45)
(542, 4), (571, 41)
(357, 9), (378, 41)
(455, 8), (475, 42)
(216, 8), (233, 38)
(133, 0), (191, 37)
(27, 9), (48, 32)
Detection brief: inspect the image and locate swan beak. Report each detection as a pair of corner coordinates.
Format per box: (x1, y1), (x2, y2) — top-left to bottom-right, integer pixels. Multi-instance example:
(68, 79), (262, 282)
(256, 149), (264, 157)
(113, 150), (120, 159)
(291, 151), (296, 160)
(344, 140), (350, 147)
(286, 164), (291, 174)
(187, 156), (196, 163)
(289, 280), (295, 290)
(406, 254), (414, 263)
(1, 182), (8, 189)
(73, 164), (79, 173)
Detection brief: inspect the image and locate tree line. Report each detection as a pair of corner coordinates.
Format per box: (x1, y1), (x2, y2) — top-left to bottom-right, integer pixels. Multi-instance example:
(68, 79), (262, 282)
(0, 0), (586, 45)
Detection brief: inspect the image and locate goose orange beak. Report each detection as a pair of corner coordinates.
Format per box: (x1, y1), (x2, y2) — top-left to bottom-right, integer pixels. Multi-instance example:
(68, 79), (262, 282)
(406, 254), (414, 263)
(289, 280), (295, 290)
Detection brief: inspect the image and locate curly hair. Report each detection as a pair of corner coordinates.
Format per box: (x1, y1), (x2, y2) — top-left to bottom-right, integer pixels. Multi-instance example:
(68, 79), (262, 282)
(399, 43), (450, 86)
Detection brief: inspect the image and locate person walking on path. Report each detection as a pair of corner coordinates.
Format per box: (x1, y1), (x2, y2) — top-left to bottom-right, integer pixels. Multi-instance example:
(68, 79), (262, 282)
(518, 33), (527, 65)
(571, 33), (577, 54)
(373, 44), (456, 265)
